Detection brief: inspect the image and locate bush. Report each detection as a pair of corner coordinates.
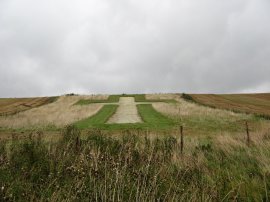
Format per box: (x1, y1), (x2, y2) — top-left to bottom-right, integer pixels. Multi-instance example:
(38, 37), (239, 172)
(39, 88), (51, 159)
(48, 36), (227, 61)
(182, 93), (195, 102)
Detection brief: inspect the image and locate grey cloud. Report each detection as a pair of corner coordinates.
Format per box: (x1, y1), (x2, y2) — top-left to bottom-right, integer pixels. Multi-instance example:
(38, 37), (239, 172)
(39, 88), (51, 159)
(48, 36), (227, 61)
(0, 0), (270, 97)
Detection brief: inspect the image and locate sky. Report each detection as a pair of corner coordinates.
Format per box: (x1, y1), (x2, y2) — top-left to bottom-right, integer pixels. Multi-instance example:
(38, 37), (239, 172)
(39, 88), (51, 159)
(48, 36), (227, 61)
(0, 0), (270, 97)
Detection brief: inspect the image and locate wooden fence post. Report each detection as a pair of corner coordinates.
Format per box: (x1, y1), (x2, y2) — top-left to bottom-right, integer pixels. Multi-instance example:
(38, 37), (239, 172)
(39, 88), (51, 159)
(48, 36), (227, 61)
(75, 136), (80, 152)
(245, 121), (250, 146)
(180, 126), (184, 154)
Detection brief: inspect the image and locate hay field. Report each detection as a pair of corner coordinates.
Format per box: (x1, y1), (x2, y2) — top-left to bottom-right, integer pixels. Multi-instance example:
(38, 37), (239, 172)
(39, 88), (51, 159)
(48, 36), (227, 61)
(0, 97), (57, 116)
(152, 94), (245, 119)
(189, 93), (270, 117)
(0, 95), (108, 129)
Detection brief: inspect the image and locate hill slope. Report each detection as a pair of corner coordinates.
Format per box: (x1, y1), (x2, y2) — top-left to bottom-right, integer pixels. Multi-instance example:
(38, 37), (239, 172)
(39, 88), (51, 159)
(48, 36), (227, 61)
(0, 97), (58, 116)
(187, 93), (270, 118)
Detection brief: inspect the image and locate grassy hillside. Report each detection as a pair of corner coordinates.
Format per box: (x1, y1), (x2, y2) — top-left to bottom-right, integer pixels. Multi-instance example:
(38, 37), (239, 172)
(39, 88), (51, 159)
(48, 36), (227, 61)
(0, 95), (105, 130)
(0, 97), (58, 116)
(1, 93), (268, 135)
(73, 104), (176, 131)
(76, 94), (176, 105)
(0, 93), (270, 200)
(185, 93), (270, 118)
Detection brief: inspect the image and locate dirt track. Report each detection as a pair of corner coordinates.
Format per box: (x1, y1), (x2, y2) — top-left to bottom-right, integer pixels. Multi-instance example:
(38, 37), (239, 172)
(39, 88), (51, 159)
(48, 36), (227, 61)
(107, 97), (142, 124)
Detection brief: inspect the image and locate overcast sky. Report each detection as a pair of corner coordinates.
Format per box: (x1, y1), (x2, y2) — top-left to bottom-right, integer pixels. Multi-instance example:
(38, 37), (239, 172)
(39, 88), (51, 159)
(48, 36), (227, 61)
(0, 0), (270, 97)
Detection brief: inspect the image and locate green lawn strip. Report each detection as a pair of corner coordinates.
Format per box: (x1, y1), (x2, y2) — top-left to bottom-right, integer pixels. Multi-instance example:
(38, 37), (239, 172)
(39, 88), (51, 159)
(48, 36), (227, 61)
(74, 105), (118, 129)
(133, 94), (177, 103)
(74, 104), (177, 131)
(137, 104), (177, 129)
(99, 104), (177, 131)
(76, 94), (177, 105)
(75, 95), (120, 105)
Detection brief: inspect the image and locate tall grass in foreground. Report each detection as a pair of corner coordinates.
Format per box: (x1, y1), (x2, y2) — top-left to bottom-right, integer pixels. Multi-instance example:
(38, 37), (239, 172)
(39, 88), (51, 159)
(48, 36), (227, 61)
(0, 126), (270, 201)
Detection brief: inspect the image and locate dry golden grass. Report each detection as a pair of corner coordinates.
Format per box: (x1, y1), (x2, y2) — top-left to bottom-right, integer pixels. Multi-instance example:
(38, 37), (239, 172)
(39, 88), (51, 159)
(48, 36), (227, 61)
(190, 93), (270, 117)
(0, 95), (108, 129)
(0, 97), (57, 115)
(214, 128), (270, 173)
(151, 94), (270, 136)
(152, 95), (248, 120)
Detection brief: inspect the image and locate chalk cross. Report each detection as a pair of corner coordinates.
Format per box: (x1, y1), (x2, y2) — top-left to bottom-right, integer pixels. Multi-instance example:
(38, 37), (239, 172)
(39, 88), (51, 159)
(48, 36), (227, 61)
(98, 97), (162, 124)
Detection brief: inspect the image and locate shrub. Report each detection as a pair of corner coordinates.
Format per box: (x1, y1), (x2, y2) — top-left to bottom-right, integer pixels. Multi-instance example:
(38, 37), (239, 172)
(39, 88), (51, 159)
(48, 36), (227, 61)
(182, 93), (195, 102)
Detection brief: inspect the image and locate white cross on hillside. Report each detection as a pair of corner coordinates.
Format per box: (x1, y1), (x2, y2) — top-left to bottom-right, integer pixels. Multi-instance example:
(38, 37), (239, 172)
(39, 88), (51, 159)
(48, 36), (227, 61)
(107, 97), (142, 124)
(102, 97), (162, 124)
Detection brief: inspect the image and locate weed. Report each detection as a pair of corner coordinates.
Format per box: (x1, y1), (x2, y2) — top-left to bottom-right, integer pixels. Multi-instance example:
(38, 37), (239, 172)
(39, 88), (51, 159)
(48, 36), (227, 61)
(0, 130), (270, 201)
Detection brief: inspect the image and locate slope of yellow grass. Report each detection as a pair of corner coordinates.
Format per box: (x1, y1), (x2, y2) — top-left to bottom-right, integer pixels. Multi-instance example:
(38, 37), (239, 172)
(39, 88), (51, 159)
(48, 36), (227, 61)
(151, 94), (270, 135)
(0, 97), (57, 116)
(189, 93), (270, 117)
(0, 95), (108, 129)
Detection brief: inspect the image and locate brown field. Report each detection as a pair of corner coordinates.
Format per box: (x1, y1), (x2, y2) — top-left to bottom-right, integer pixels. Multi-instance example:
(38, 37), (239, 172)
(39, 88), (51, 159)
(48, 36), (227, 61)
(0, 97), (57, 116)
(188, 93), (270, 117)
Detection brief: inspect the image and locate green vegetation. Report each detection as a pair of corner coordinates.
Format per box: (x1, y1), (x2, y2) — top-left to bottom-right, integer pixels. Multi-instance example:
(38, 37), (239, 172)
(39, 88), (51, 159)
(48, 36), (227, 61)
(132, 94), (177, 103)
(182, 93), (195, 102)
(0, 126), (269, 201)
(180, 115), (260, 135)
(76, 95), (120, 104)
(137, 104), (176, 129)
(73, 104), (177, 131)
(175, 104), (260, 135)
(75, 94), (177, 105)
(74, 105), (118, 129)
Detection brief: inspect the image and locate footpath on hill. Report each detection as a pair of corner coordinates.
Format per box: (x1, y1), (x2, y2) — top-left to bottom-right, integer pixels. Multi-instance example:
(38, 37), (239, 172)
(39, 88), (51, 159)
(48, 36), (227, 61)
(107, 97), (142, 123)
